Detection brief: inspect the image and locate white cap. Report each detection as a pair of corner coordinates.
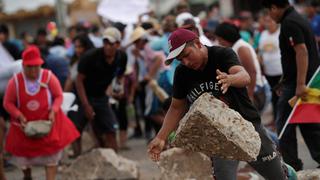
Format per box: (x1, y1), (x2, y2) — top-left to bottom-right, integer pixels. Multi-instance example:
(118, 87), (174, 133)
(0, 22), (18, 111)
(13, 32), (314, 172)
(102, 27), (121, 43)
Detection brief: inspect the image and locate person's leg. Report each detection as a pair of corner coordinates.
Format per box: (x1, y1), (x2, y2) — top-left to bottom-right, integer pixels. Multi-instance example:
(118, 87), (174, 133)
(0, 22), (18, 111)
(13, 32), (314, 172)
(299, 123), (320, 165)
(91, 97), (118, 151)
(211, 157), (239, 180)
(117, 99), (128, 148)
(45, 165), (57, 180)
(0, 117), (6, 180)
(248, 123), (287, 179)
(103, 132), (118, 151)
(119, 131), (128, 149)
(0, 98), (8, 180)
(22, 167), (32, 180)
(71, 137), (82, 158)
(276, 85), (303, 171)
(68, 107), (86, 158)
(141, 87), (152, 139)
(265, 75), (281, 119)
(132, 92), (142, 138)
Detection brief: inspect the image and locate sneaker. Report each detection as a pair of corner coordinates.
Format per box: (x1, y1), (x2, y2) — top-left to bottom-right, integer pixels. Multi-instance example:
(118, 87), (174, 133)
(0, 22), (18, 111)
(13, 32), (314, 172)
(284, 163), (298, 180)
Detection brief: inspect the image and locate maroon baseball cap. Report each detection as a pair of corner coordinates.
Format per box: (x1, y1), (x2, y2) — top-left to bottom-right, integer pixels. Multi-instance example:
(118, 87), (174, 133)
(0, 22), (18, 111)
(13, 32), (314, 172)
(165, 28), (198, 65)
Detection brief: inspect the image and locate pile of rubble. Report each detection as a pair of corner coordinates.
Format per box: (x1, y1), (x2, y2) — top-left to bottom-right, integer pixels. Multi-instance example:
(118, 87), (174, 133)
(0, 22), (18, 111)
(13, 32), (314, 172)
(61, 148), (139, 180)
(297, 169), (320, 180)
(159, 148), (213, 180)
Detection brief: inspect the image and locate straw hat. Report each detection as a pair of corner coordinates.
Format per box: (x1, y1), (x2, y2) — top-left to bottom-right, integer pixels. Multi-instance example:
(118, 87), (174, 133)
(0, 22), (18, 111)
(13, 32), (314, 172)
(128, 26), (148, 45)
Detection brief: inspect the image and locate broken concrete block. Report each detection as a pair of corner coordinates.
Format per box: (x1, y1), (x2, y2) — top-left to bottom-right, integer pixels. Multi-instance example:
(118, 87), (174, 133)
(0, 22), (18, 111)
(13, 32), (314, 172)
(172, 93), (261, 161)
(159, 148), (213, 180)
(297, 169), (320, 180)
(61, 148), (139, 180)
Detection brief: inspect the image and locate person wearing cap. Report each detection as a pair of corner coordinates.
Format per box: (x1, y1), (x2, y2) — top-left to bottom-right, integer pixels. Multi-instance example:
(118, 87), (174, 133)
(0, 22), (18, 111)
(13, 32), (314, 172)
(76, 27), (127, 151)
(176, 12), (213, 46)
(128, 26), (166, 140)
(3, 45), (79, 180)
(148, 28), (295, 179)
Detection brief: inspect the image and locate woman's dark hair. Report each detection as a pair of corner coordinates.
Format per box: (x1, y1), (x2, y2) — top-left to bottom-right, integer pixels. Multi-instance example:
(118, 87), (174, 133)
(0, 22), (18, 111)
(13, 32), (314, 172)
(214, 22), (241, 44)
(51, 36), (65, 46)
(261, 0), (289, 9)
(0, 24), (9, 35)
(37, 28), (47, 36)
(70, 34), (94, 65)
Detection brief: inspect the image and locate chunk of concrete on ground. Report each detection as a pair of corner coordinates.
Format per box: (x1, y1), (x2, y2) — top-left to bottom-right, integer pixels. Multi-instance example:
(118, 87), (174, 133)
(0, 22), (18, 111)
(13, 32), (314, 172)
(61, 148), (139, 180)
(172, 93), (261, 161)
(159, 147), (213, 180)
(297, 169), (320, 180)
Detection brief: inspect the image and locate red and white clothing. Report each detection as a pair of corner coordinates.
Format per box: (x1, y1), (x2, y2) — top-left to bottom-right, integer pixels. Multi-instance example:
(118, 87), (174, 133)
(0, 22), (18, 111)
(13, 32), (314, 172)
(3, 69), (79, 159)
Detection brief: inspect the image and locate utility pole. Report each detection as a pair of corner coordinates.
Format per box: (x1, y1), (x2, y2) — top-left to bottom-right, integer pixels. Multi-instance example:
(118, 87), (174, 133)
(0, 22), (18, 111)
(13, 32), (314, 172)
(55, 0), (68, 36)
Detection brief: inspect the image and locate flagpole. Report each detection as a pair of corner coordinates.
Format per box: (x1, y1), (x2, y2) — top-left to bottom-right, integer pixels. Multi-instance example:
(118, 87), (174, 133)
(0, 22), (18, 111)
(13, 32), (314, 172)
(278, 66), (320, 139)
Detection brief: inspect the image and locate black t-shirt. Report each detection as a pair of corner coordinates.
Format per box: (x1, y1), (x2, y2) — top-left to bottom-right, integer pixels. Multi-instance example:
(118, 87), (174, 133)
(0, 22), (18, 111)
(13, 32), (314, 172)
(78, 48), (127, 98)
(173, 46), (261, 123)
(279, 7), (320, 86)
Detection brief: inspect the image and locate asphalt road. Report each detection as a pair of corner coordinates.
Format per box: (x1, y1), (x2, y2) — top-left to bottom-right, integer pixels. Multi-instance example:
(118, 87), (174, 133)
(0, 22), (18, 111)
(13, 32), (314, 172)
(5, 104), (319, 179)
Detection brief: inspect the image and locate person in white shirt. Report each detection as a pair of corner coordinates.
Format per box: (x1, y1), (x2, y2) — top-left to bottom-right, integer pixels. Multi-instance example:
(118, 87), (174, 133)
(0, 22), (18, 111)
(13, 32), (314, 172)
(215, 22), (268, 111)
(259, 13), (282, 120)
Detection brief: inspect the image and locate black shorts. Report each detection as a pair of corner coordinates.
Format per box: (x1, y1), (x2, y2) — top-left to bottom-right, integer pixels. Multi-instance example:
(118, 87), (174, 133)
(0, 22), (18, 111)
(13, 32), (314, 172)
(72, 96), (118, 135)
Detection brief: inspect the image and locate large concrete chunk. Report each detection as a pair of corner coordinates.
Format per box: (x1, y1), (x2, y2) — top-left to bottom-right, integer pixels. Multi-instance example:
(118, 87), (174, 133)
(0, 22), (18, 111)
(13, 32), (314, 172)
(159, 148), (213, 180)
(172, 93), (261, 161)
(61, 148), (139, 180)
(297, 169), (320, 180)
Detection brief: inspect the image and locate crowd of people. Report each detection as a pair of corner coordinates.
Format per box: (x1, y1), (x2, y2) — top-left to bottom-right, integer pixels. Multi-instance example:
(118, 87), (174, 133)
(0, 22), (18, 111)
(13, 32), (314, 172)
(0, 0), (320, 179)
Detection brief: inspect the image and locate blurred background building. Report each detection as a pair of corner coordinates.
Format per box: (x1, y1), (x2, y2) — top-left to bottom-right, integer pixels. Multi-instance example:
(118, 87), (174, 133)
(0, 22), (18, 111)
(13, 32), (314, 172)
(0, 0), (311, 38)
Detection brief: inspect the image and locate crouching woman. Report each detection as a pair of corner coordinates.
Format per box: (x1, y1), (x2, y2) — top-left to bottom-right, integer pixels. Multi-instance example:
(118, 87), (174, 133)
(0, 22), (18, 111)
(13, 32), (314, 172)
(3, 46), (80, 180)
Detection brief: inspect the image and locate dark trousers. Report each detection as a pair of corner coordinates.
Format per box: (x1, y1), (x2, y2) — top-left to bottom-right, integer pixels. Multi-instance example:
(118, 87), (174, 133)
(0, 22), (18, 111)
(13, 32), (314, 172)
(212, 123), (286, 180)
(265, 75), (281, 119)
(113, 99), (128, 131)
(134, 82), (152, 136)
(276, 85), (320, 170)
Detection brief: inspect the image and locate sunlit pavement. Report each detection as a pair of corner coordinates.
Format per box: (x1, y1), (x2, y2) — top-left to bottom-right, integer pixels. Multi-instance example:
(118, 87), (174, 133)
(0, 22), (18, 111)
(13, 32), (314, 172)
(5, 103), (318, 179)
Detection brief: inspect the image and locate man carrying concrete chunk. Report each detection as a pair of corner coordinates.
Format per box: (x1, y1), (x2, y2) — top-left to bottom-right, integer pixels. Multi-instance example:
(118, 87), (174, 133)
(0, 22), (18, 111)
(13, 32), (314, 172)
(147, 28), (297, 179)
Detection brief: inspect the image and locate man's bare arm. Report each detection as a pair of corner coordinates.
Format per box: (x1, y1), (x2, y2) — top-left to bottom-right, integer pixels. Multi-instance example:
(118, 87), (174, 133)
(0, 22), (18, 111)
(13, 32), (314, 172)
(156, 97), (188, 140)
(294, 43), (308, 97)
